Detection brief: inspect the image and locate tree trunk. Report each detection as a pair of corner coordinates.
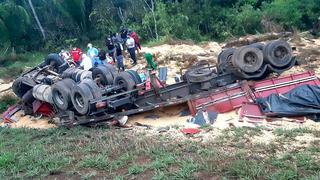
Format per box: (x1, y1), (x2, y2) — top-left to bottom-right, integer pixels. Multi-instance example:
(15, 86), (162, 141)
(143, 0), (159, 40)
(28, 0), (46, 40)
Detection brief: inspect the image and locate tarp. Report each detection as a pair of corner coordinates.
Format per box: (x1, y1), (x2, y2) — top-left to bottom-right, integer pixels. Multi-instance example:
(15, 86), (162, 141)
(256, 85), (320, 121)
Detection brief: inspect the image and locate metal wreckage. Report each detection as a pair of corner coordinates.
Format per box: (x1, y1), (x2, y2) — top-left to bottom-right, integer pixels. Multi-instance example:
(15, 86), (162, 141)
(10, 40), (308, 126)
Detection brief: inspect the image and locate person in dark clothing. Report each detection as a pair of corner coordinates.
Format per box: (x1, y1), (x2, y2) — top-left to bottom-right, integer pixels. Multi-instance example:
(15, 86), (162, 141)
(115, 43), (125, 71)
(98, 49), (107, 64)
(105, 36), (116, 63)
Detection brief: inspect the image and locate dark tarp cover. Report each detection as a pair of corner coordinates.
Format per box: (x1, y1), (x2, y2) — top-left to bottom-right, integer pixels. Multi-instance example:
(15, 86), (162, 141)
(256, 85), (320, 121)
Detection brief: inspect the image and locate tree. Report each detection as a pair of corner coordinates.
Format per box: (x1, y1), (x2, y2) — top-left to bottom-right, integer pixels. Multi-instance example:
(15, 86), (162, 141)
(28, 0), (46, 40)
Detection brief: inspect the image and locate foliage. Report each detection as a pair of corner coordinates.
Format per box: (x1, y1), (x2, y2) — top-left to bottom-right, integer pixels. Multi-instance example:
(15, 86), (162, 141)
(0, 94), (19, 113)
(0, 0), (319, 52)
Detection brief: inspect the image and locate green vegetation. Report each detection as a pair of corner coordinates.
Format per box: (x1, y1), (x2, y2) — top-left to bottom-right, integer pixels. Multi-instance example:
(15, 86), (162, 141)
(0, 0), (319, 53)
(0, 94), (19, 113)
(0, 52), (45, 79)
(0, 127), (319, 179)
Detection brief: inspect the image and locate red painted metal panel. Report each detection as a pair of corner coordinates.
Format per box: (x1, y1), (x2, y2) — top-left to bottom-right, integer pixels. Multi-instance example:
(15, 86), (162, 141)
(188, 82), (254, 116)
(239, 102), (264, 123)
(253, 71), (320, 98)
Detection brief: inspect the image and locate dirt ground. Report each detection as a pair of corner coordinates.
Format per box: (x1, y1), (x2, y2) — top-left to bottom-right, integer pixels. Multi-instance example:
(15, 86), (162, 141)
(1, 33), (320, 140)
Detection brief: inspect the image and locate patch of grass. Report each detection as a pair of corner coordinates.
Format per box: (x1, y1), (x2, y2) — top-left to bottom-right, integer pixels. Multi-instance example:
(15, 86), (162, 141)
(269, 169), (298, 180)
(128, 165), (145, 175)
(79, 154), (110, 170)
(219, 126), (262, 142)
(228, 159), (266, 179)
(152, 170), (168, 180)
(150, 154), (176, 170)
(0, 94), (19, 113)
(0, 126), (319, 179)
(274, 128), (314, 139)
(173, 159), (199, 179)
(0, 52), (46, 79)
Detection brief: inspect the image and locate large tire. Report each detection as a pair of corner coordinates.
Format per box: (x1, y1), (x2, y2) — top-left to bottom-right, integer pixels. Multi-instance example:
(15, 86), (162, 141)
(92, 66), (114, 86)
(217, 48), (236, 74)
(263, 40), (292, 68)
(187, 68), (215, 83)
(61, 67), (75, 79)
(114, 71), (136, 91)
(52, 78), (76, 110)
(12, 77), (36, 98)
(103, 64), (117, 79)
(126, 70), (142, 84)
(81, 79), (102, 99)
(45, 53), (65, 72)
(232, 46), (263, 73)
(71, 83), (94, 115)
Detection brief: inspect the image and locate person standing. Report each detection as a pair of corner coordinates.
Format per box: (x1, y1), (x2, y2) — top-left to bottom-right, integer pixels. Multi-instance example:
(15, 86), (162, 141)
(129, 30), (141, 53)
(80, 54), (93, 70)
(115, 43), (124, 71)
(71, 47), (82, 66)
(106, 36), (116, 63)
(126, 36), (137, 65)
(87, 43), (101, 67)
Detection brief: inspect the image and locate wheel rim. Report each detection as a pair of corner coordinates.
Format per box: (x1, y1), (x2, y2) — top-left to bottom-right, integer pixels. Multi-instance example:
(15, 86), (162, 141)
(241, 51), (261, 72)
(274, 46), (288, 59)
(118, 79), (126, 91)
(75, 92), (85, 108)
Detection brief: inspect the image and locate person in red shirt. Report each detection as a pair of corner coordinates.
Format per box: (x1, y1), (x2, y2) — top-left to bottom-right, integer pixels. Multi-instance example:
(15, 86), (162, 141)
(71, 47), (83, 66)
(129, 30), (141, 53)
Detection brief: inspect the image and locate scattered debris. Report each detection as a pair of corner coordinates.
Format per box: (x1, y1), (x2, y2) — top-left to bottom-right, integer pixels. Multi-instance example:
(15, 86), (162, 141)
(188, 110), (217, 126)
(180, 128), (201, 135)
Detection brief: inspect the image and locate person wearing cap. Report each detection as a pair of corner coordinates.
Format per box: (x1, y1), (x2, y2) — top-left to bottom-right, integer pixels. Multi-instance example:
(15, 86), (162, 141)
(71, 47), (82, 66)
(87, 43), (101, 67)
(126, 36), (137, 65)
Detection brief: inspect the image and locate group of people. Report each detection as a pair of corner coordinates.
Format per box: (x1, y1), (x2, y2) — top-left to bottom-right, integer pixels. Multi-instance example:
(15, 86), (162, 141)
(59, 28), (142, 71)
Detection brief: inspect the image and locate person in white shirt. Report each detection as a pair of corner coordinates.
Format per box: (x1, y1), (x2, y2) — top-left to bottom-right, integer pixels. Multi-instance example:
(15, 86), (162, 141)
(80, 54), (93, 70)
(126, 36), (137, 65)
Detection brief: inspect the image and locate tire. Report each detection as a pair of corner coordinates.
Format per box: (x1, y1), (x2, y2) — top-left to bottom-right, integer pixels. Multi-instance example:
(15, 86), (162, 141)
(218, 48), (236, 64)
(12, 77), (36, 98)
(248, 42), (264, 50)
(52, 78), (76, 110)
(231, 46), (263, 73)
(22, 89), (35, 104)
(57, 61), (70, 74)
(75, 70), (84, 82)
(263, 40), (292, 68)
(114, 71), (136, 91)
(92, 66), (114, 86)
(71, 83), (94, 115)
(81, 79), (102, 99)
(72, 69), (82, 81)
(80, 71), (92, 81)
(45, 53), (65, 72)
(217, 48), (236, 74)
(61, 67), (75, 79)
(187, 68), (215, 83)
(126, 70), (142, 84)
(103, 64), (117, 79)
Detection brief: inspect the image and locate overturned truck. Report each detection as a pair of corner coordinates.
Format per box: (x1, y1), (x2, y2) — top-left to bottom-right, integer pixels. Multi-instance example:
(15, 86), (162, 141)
(12, 40), (296, 126)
